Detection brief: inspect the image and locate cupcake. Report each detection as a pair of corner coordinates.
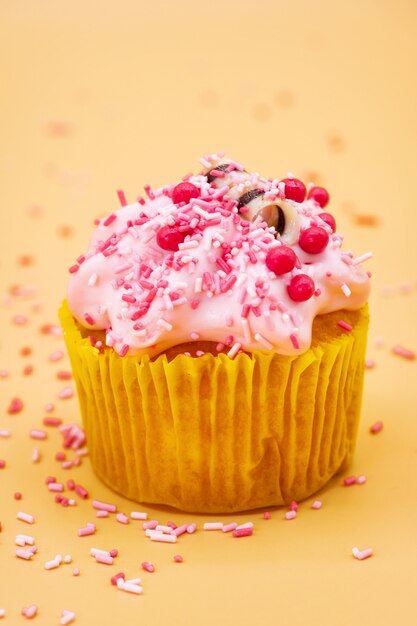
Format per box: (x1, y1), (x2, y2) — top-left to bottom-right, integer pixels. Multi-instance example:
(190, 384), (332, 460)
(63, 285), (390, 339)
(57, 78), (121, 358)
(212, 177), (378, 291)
(60, 154), (371, 513)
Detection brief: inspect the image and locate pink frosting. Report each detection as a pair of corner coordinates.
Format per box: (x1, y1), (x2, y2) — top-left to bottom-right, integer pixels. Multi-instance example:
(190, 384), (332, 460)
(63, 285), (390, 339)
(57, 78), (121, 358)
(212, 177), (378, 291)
(67, 157), (370, 357)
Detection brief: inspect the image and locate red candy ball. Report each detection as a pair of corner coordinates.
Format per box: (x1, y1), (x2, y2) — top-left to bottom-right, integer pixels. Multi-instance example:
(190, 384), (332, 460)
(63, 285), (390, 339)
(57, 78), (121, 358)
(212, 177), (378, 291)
(298, 226), (329, 254)
(307, 186), (330, 208)
(287, 274), (315, 302)
(172, 182), (200, 205)
(156, 225), (189, 251)
(265, 245), (297, 275)
(281, 178), (307, 203)
(318, 212), (336, 232)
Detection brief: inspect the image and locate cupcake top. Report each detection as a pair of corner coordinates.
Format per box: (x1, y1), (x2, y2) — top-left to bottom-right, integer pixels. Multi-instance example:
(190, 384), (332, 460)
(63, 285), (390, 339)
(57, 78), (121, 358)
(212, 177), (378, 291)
(67, 154), (371, 357)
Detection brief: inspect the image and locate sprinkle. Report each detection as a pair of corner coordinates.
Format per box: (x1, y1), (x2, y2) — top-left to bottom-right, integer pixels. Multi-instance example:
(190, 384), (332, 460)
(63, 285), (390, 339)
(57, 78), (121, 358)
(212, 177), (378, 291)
(60, 610), (76, 625)
(186, 523), (197, 534)
(48, 482), (64, 492)
(117, 580), (143, 595)
(222, 522), (238, 533)
(142, 561), (155, 573)
(341, 283), (351, 297)
(96, 511), (109, 518)
(338, 320), (352, 332)
(96, 554), (114, 565)
(343, 476), (357, 486)
(155, 525), (173, 533)
(232, 527), (253, 538)
(157, 318), (173, 331)
(111, 572), (125, 586)
(117, 189), (127, 206)
(116, 513), (129, 525)
(0, 430), (11, 438)
(43, 417), (63, 427)
(131, 511), (148, 520)
(236, 522), (253, 530)
(357, 475), (367, 484)
(0, 460), (5, 469)
(285, 511), (297, 520)
(17, 512), (34, 524)
(203, 522), (223, 531)
(143, 520), (159, 530)
(15, 548), (34, 560)
(172, 524), (188, 537)
(68, 264), (79, 274)
(290, 334), (300, 350)
(365, 359), (376, 369)
(352, 547), (373, 560)
(32, 447), (40, 463)
(263, 512), (271, 520)
(30, 429), (47, 440)
(227, 342), (241, 359)
(58, 386), (74, 399)
(7, 397), (24, 414)
(22, 605), (38, 618)
(150, 533), (177, 543)
(392, 345), (415, 360)
(63, 555), (72, 563)
(75, 484), (89, 499)
(45, 557), (61, 570)
(370, 421), (383, 434)
(173, 554), (183, 563)
(77, 525), (96, 537)
(72, 568), (80, 576)
(351, 252), (373, 266)
(254, 332), (273, 350)
(93, 500), (117, 513)
(311, 500), (322, 509)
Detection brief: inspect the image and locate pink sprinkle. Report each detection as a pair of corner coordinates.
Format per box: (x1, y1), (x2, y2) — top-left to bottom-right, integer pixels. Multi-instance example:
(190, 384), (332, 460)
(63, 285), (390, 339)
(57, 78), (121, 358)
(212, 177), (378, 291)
(30, 429), (47, 440)
(73, 567), (80, 576)
(338, 320), (353, 332)
(365, 359), (376, 369)
(96, 554), (114, 565)
(46, 475), (57, 484)
(116, 513), (129, 525)
(43, 417), (63, 427)
(285, 511), (297, 520)
(7, 397), (24, 414)
(352, 547), (373, 560)
(186, 523), (197, 534)
(48, 482), (64, 492)
(16, 548), (34, 560)
(312, 500), (322, 509)
(173, 554), (183, 563)
(167, 521), (177, 530)
(49, 350), (64, 362)
(22, 605), (38, 618)
(68, 264), (79, 274)
(58, 386), (74, 399)
(222, 522), (238, 533)
(56, 452), (66, 461)
(0, 459), (6, 469)
(290, 501), (299, 512)
(343, 476), (357, 486)
(44, 403), (55, 412)
(92, 500), (116, 513)
(392, 345), (415, 360)
(290, 334), (300, 350)
(119, 344), (129, 357)
(78, 526), (96, 537)
(143, 520), (159, 530)
(75, 484), (89, 499)
(357, 475), (367, 484)
(117, 189), (128, 207)
(370, 421), (383, 434)
(263, 512), (271, 520)
(142, 561), (155, 573)
(17, 512), (34, 524)
(103, 213), (117, 226)
(57, 371), (72, 381)
(172, 524), (188, 537)
(111, 572), (125, 585)
(232, 527), (253, 538)
(15, 491), (22, 500)
(96, 511), (109, 518)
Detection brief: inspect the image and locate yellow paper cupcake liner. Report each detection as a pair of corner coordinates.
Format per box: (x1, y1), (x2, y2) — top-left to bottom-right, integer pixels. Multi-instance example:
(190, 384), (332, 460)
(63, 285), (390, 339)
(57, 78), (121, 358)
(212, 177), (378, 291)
(59, 300), (369, 513)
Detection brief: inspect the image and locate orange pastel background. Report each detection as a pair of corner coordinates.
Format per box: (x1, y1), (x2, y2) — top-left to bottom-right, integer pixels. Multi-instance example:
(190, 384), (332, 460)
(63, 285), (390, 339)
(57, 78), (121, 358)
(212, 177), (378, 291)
(1, 1), (417, 625)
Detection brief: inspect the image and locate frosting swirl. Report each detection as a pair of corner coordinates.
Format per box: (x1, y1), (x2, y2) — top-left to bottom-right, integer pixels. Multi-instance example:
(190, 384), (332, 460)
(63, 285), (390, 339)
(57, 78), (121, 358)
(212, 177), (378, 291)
(67, 156), (371, 357)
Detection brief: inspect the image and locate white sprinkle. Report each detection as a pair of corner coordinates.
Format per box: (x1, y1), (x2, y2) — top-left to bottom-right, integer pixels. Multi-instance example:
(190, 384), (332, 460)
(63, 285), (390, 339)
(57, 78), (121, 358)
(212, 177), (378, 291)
(131, 511), (148, 520)
(241, 318), (252, 343)
(194, 277), (203, 293)
(15, 548), (34, 560)
(254, 333), (274, 350)
(32, 447), (40, 463)
(178, 239), (199, 250)
(90, 548), (111, 557)
(125, 578), (142, 585)
(227, 342), (242, 359)
(311, 500), (322, 509)
(63, 555), (72, 563)
(203, 522), (223, 531)
(225, 314), (234, 327)
(45, 558), (61, 570)
(0, 429), (11, 438)
(351, 252), (373, 266)
(341, 283), (352, 297)
(155, 525), (174, 533)
(88, 273), (98, 286)
(118, 581), (143, 595)
(60, 610), (76, 625)
(16, 534), (34, 546)
(236, 522), (253, 530)
(150, 533), (177, 543)
(17, 512), (34, 524)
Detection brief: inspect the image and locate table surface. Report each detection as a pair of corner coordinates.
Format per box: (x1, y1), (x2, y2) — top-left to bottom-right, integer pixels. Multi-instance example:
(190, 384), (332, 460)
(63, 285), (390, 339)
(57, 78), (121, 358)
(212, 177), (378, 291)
(1, 1), (417, 624)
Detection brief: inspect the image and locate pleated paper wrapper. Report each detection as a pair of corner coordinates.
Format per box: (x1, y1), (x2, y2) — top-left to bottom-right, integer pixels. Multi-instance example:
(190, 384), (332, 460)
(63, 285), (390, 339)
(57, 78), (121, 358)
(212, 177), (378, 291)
(59, 300), (369, 513)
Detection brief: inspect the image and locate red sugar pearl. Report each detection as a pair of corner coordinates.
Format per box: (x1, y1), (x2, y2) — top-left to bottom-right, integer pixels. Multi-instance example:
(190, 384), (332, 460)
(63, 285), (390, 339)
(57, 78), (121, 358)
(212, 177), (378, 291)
(299, 226), (329, 254)
(281, 178), (307, 203)
(287, 274), (315, 302)
(156, 225), (190, 251)
(265, 246), (297, 275)
(307, 186), (330, 208)
(318, 212), (336, 232)
(172, 182), (200, 205)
